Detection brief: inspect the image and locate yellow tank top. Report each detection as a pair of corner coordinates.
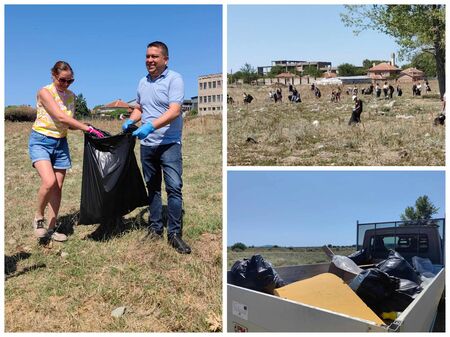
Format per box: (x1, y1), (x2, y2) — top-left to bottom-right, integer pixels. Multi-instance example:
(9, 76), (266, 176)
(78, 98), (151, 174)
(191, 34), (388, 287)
(32, 83), (75, 138)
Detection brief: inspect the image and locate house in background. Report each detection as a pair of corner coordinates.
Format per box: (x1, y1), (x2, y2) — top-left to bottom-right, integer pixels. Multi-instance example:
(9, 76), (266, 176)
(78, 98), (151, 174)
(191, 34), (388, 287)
(397, 67), (426, 83)
(367, 53), (401, 80)
(93, 99), (132, 118)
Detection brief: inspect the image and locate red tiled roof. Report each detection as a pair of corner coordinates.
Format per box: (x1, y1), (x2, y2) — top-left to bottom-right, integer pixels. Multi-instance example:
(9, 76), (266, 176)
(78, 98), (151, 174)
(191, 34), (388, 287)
(369, 74), (384, 80)
(368, 62), (400, 72)
(400, 67), (425, 77)
(103, 99), (130, 108)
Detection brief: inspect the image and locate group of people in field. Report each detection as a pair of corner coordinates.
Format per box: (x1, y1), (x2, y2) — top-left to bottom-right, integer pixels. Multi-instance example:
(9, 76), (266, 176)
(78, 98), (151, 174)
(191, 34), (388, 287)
(231, 79), (445, 128)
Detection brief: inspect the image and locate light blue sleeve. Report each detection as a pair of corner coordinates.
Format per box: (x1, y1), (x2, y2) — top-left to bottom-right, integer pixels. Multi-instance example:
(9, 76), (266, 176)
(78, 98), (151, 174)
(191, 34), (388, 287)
(169, 74), (184, 104)
(136, 85), (141, 105)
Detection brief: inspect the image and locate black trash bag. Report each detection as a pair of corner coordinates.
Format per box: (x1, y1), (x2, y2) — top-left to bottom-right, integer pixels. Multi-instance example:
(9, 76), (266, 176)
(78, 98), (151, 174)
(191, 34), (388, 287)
(347, 248), (369, 265)
(397, 278), (422, 296)
(350, 268), (413, 314)
(376, 250), (421, 284)
(79, 126), (148, 224)
(230, 255), (286, 294)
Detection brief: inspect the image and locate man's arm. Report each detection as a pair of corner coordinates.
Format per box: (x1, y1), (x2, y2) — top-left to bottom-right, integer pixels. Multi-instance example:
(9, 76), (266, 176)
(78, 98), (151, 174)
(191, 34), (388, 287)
(129, 104), (142, 123)
(152, 103), (181, 129)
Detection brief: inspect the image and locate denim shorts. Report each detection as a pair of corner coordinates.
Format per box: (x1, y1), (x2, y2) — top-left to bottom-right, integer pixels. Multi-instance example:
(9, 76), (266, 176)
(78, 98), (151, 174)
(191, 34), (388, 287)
(28, 130), (72, 169)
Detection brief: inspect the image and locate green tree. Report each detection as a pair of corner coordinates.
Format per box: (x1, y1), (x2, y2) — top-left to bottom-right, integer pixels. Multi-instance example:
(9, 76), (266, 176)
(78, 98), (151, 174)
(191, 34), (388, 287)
(239, 63), (259, 84)
(228, 71), (244, 84)
(302, 66), (323, 78)
(400, 195), (439, 225)
(75, 93), (91, 118)
(341, 5), (445, 97)
(268, 65), (285, 77)
(109, 108), (128, 120)
(410, 52), (437, 77)
(231, 242), (247, 252)
(362, 59), (388, 70)
(337, 63), (359, 76)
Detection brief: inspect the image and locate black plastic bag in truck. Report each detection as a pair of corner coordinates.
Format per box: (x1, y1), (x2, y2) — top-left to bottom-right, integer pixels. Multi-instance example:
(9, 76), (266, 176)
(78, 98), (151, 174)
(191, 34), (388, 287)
(350, 268), (413, 314)
(230, 255), (286, 294)
(79, 126), (148, 224)
(376, 250), (422, 284)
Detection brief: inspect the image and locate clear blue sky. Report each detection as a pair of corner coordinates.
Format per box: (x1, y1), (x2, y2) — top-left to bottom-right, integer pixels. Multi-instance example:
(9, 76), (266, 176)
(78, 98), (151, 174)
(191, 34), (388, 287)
(5, 5), (222, 108)
(228, 5), (403, 73)
(228, 171), (445, 247)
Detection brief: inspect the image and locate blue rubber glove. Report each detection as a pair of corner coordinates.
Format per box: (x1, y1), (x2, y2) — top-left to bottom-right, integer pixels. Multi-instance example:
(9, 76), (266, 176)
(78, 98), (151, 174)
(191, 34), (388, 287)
(132, 122), (155, 139)
(122, 119), (135, 131)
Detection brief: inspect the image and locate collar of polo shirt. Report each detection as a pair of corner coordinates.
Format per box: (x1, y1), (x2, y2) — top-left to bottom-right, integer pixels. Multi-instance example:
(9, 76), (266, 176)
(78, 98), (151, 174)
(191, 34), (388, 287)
(147, 66), (169, 81)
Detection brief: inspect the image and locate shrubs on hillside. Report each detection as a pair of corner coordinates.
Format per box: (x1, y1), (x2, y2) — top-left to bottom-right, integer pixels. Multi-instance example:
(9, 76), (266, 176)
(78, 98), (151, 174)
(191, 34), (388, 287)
(5, 105), (36, 122)
(231, 242), (247, 252)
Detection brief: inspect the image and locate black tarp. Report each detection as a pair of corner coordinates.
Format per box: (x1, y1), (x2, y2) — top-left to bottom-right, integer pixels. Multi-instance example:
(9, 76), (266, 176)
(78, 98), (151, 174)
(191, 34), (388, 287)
(79, 126), (148, 224)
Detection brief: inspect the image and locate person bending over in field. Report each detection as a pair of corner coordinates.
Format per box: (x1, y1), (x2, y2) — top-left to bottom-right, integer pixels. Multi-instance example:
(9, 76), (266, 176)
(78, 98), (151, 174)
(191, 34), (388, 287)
(348, 95), (363, 125)
(30, 61), (104, 242)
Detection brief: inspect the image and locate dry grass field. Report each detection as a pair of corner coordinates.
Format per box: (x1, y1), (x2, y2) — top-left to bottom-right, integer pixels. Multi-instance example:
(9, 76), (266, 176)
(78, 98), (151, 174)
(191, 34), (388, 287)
(227, 246), (356, 269)
(228, 80), (444, 166)
(4, 116), (222, 332)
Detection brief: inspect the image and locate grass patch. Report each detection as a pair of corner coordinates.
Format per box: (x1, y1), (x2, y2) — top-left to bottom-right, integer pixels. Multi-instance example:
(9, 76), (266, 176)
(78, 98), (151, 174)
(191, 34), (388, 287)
(227, 246), (356, 269)
(5, 116), (222, 332)
(228, 80), (444, 166)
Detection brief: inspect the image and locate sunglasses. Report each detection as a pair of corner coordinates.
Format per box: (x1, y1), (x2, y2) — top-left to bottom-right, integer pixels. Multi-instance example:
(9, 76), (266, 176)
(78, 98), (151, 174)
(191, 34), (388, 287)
(57, 77), (75, 85)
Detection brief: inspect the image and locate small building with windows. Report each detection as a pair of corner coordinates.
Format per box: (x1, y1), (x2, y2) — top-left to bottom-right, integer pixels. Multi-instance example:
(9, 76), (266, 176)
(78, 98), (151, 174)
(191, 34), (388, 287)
(198, 73), (223, 115)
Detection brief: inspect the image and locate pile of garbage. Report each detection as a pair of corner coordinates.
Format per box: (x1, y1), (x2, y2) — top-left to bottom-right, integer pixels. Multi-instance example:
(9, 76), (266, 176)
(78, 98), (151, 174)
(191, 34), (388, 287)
(230, 250), (436, 324)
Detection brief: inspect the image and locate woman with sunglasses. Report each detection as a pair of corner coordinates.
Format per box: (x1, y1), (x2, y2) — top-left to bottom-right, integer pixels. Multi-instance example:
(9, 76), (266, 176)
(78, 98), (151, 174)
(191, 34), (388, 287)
(29, 60), (104, 242)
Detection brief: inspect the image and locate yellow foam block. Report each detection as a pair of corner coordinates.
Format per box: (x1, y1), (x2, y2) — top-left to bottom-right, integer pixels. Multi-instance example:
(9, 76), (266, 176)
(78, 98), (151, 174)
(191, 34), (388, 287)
(274, 273), (384, 326)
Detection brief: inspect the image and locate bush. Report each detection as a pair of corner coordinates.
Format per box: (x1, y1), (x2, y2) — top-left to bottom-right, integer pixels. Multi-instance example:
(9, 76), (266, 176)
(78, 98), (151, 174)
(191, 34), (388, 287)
(186, 109), (198, 117)
(231, 242), (247, 251)
(108, 108), (129, 120)
(5, 105), (36, 122)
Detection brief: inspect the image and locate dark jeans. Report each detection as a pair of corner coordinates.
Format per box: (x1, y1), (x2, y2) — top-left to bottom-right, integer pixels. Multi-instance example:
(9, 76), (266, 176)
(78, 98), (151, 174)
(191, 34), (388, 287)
(140, 143), (183, 237)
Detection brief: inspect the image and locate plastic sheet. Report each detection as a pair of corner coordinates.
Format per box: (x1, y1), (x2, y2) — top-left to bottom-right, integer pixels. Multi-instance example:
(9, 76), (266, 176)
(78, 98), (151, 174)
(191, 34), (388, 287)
(412, 256), (436, 278)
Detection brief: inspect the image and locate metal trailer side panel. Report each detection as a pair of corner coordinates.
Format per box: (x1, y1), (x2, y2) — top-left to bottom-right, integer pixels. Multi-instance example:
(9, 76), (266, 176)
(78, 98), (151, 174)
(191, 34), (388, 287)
(390, 268), (445, 332)
(227, 284), (387, 332)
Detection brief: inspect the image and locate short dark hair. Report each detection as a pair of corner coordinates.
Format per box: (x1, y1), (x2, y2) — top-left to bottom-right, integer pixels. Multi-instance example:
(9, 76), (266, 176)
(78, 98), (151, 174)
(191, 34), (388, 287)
(147, 41), (169, 57)
(51, 61), (74, 76)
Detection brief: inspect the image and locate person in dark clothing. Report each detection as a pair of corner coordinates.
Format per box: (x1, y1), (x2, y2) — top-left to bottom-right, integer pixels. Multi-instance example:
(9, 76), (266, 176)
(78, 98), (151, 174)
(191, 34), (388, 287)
(383, 82), (389, 98)
(348, 95), (363, 125)
(412, 83), (417, 96)
(288, 84), (293, 92)
(314, 87), (321, 98)
(276, 88), (282, 102)
(388, 85), (395, 99)
(289, 88), (301, 103)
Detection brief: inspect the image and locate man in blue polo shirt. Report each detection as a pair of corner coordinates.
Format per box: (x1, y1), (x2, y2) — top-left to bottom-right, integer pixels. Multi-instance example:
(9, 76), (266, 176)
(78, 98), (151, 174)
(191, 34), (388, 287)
(122, 41), (191, 254)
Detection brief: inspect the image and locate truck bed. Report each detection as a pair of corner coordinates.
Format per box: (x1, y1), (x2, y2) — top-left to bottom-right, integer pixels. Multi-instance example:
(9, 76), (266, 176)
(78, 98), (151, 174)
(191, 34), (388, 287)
(227, 263), (445, 332)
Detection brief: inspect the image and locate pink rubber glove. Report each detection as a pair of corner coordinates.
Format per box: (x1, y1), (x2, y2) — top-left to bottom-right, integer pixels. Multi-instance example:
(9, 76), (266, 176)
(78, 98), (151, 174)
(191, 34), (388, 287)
(87, 126), (104, 138)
